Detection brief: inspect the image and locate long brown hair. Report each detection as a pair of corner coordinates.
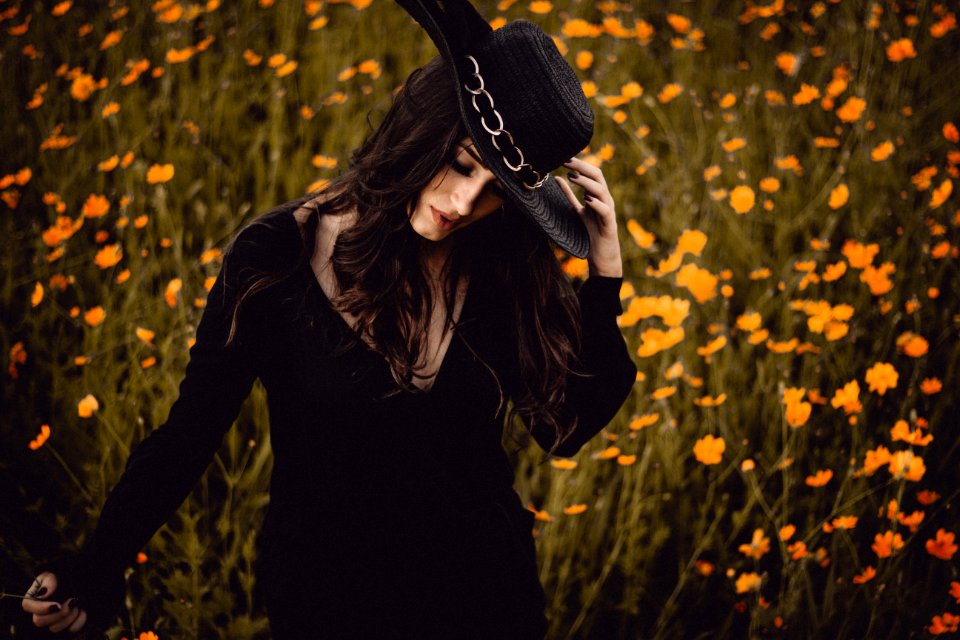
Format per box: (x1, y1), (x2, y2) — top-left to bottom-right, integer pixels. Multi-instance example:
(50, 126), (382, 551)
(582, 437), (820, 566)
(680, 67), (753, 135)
(224, 55), (588, 458)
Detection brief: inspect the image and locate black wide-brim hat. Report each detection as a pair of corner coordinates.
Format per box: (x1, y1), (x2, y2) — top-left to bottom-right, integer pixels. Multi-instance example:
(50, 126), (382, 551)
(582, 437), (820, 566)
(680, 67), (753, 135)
(395, 0), (595, 258)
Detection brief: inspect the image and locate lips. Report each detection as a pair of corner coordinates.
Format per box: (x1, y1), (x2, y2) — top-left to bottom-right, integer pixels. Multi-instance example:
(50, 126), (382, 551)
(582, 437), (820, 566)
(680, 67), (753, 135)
(432, 206), (456, 223)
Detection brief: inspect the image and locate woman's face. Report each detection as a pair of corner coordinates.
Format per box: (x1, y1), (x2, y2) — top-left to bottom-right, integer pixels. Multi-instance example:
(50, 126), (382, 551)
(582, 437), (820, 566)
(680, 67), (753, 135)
(408, 137), (509, 242)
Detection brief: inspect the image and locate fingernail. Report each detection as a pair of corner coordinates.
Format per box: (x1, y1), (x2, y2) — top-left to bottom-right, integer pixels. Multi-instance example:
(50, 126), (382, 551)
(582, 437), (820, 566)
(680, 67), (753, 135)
(584, 194), (593, 202)
(36, 586), (47, 597)
(47, 604), (61, 614)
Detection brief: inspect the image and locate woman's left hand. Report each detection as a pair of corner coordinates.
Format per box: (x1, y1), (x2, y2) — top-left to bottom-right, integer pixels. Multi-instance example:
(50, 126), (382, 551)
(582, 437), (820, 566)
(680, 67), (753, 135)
(555, 157), (623, 278)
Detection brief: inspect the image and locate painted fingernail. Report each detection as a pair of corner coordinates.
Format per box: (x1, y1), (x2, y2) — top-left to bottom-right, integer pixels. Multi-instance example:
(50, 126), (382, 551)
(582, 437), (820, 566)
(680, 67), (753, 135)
(47, 604), (61, 614)
(568, 172), (579, 180)
(584, 194), (593, 202)
(36, 586), (47, 597)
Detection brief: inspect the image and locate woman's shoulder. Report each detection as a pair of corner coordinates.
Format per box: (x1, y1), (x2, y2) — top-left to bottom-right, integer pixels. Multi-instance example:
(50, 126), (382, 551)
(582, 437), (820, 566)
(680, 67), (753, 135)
(226, 195), (312, 271)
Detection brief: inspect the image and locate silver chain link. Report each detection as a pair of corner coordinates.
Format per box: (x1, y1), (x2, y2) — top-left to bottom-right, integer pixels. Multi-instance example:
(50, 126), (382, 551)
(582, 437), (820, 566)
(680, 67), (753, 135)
(462, 55), (549, 191)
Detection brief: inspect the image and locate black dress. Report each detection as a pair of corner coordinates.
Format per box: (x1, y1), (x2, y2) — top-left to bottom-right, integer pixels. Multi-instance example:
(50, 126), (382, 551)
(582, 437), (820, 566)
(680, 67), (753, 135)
(32, 197), (637, 639)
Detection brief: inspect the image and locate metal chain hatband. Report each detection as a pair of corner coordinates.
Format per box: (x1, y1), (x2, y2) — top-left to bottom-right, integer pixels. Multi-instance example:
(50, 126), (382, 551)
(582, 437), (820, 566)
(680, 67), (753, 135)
(461, 54), (549, 191)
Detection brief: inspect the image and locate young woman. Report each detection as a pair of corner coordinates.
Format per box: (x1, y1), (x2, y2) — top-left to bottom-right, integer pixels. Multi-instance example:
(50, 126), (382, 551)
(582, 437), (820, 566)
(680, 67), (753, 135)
(21, 4), (636, 638)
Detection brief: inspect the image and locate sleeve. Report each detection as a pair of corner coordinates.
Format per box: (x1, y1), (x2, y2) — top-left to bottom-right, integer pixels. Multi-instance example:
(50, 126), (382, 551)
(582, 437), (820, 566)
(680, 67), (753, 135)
(512, 275), (637, 459)
(33, 225), (265, 632)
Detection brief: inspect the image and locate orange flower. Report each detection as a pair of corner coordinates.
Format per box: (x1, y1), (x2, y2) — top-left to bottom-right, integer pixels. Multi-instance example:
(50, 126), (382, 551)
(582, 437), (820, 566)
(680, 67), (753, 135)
(792, 83), (820, 105)
(693, 434), (725, 465)
(925, 529), (957, 560)
(70, 73), (96, 101)
(637, 327), (685, 357)
(550, 459), (577, 470)
(805, 469), (832, 487)
(28, 424), (51, 450)
(852, 566), (875, 584)
(165, 278), (182, 308)
(830, 379), (862, 414)
(832, 515), (858, 529)
(863, 445), (891, 476)
(563, 504), (588, 515)
(841, 240), (878, 268)
(888, 450), (926, 482)
(859, 263), (896, 295)
(929, 612), (960, 635)
(735, 572), (761, 594)
(94, 244), (122, 269)
(657, 83), (684, 103)
(865, 362), (898, 395)
(785, 401), (811, 427)
(84, 306), (106, 327)
(886, 38), (916, 61)
(775, 51), (798, 76)
(676, 264), (717, 302)
(82, 194), (110, 218)
(787, 541), (807, 560)
(920, 377), (942, 394)
(146, 163), (175, 184)
(836, 96), (866, 122)
(629, 413), (659, 431)
(78, 394), (99, 418)
(738, 528), (771, 560)
(872, 530), (904, 558)
(828, 183), (849, 209)
(729, 185), (755, 214)
(896, 331), (928, 357)
(890, 419), (933, 446)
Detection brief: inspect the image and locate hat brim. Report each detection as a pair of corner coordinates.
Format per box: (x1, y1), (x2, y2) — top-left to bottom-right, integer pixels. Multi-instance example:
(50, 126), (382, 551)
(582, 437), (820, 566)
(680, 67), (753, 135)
(451, 61), (591, 260)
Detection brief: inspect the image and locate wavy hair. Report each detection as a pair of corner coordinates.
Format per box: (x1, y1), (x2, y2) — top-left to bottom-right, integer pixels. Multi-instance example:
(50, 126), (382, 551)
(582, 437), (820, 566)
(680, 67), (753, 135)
(224, 55), (588, 458)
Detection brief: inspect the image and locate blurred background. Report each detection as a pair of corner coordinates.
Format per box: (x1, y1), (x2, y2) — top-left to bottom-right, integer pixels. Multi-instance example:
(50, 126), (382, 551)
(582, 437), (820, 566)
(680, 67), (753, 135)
(1, 0), (959, 638)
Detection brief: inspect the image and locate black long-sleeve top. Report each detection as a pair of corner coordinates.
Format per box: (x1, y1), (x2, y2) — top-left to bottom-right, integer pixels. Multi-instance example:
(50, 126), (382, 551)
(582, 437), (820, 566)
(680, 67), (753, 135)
(34, 196), (637, 639)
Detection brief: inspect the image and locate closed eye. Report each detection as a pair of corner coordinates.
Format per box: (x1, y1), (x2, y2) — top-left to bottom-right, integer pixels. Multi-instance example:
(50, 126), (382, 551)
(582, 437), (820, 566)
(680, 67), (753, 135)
(450, 159), (509, 199)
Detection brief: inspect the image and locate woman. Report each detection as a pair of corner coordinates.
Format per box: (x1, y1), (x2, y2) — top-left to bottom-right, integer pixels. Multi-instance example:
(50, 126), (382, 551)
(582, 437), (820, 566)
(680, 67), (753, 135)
(21, 2), (636, 638)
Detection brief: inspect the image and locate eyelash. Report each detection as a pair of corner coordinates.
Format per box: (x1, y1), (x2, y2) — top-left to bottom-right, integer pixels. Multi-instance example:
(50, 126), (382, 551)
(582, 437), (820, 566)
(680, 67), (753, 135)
(450, 158), (508, 199)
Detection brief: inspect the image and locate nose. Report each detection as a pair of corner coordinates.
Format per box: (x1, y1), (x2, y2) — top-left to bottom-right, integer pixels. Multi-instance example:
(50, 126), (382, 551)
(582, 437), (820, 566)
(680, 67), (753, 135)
(450, 177), (488, 218)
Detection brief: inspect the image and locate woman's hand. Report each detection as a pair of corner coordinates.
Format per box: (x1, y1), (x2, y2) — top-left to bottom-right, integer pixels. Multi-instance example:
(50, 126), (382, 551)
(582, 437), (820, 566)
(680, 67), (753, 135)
(555, 157), (623, 278)
(22, 572), (89, 635)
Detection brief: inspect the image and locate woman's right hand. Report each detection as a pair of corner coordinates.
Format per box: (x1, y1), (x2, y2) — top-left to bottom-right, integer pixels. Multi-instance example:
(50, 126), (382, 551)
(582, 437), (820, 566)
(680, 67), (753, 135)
(22, 572), (89, 635)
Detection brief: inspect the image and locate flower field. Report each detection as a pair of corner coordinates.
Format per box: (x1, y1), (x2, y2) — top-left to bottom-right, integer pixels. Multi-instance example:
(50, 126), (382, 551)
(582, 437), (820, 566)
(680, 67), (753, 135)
(1, 0), (959, 638)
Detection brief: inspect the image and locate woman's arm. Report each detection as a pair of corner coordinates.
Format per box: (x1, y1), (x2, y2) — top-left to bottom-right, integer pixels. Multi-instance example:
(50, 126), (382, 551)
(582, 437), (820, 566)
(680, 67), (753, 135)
(25, 222), (270, 634)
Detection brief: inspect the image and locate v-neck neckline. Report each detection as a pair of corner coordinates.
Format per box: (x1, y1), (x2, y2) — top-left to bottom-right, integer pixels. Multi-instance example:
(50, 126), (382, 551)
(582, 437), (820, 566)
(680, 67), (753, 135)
(289, 206), (473, 397)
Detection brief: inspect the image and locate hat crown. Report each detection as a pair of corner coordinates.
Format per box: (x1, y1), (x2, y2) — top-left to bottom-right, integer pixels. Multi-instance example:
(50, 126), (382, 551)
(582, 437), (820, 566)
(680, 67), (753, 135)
(462, 20), (594, 175)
